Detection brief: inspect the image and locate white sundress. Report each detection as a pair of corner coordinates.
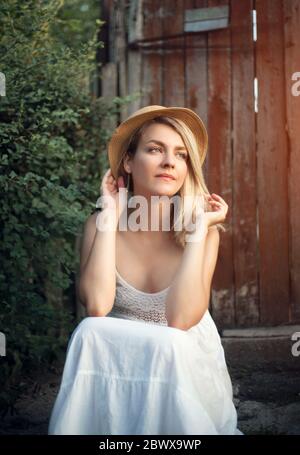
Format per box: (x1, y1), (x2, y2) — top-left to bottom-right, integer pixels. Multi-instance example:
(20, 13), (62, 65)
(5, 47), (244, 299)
(48, 267), (243, 435)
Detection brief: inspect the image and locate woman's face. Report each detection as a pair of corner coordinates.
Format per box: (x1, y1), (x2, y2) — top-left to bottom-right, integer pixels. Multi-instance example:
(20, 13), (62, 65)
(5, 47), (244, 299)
(124, 123), (189, 199)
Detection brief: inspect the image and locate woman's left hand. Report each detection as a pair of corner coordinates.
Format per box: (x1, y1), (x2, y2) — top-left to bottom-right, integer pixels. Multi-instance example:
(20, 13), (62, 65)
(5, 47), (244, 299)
(203, 193), (229, 228)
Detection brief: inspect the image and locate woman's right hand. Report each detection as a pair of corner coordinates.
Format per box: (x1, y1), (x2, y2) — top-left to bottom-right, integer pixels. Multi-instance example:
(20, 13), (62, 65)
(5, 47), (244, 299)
(99, 168), (127, 218)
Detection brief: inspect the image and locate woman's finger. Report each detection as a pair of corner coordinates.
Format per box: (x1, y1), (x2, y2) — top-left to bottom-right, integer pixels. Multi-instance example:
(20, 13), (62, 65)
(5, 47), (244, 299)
(209, 200), (222, 207)
(212, 193), (227, 205)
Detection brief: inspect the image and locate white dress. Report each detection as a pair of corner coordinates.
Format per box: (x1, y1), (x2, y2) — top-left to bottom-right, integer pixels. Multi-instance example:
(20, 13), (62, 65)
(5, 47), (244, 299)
(48, 267), (243, 435)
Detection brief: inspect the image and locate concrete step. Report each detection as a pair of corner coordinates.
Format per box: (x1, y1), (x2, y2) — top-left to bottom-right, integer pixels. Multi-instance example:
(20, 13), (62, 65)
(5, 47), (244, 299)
(221, 325), (300, 370)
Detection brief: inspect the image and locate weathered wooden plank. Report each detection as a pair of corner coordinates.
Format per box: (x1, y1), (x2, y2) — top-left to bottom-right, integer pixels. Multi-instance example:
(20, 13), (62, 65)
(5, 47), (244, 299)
(186, 4), (229, 22)
(98, 0), (117, 108)
(283, 0), (300, 322)
(101, 62), (118, 103)
(185, 5), (229, 33)
(256, 0), (290, 325)
(100, 62), (118, 136)
(231, 0), (259, 326)
(140, 0), (163, 106)
(161, 0), (185, 106)
(185, 0), (209, 180)
(127, 0), (143, 115)
(207, 0), (234, 328)
(113, 0), (128, 121)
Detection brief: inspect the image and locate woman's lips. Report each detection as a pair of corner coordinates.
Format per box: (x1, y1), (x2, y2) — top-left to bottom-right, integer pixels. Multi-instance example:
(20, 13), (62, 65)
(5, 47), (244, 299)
(156, 175), (175, 181)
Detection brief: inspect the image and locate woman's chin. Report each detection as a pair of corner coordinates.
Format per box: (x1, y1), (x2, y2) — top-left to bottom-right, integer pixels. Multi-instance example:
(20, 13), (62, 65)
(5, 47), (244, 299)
(151, 188), (175, 197)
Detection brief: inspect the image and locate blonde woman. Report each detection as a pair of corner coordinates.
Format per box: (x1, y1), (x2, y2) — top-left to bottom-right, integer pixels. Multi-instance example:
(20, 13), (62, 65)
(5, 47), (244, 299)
(48, 105), (243, 435)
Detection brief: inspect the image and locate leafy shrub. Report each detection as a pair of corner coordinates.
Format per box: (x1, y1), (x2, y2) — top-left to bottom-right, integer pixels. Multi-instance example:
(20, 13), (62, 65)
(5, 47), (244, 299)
(0, 0), (136, 415)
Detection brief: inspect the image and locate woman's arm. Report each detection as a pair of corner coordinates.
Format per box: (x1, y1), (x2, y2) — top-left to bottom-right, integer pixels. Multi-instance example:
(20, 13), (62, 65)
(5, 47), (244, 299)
(165, 225), (220, 331)
(79, 208), (118, 317)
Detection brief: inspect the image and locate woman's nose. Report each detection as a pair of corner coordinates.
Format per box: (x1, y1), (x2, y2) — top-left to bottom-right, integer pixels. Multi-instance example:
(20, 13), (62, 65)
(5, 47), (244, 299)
(161, 151), (176, 166)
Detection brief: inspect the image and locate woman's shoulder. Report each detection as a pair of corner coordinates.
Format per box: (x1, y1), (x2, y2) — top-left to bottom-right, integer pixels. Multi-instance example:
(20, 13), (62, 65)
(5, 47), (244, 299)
(81, 208), (102, 236)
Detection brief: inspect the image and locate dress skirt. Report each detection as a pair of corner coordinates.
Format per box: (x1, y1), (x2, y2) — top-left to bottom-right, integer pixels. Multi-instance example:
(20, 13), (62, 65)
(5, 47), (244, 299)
(48, 311), (243, 435)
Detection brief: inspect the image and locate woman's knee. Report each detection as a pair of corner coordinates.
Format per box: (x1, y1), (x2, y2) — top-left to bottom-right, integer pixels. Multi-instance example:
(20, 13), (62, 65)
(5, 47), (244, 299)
(146, 325), (188, 354)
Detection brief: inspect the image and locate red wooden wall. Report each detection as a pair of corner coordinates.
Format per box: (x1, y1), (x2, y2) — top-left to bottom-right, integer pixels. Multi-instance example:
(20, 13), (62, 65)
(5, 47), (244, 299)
(101, 0), (300, 329)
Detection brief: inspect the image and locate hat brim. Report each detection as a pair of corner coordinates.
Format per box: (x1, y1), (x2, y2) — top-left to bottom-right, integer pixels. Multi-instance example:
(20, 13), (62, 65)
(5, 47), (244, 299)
(107, 106), (208, 180)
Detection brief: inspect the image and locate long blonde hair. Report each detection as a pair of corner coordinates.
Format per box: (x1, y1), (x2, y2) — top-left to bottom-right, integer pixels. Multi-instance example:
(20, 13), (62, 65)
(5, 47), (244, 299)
(117, 115), (226, 248)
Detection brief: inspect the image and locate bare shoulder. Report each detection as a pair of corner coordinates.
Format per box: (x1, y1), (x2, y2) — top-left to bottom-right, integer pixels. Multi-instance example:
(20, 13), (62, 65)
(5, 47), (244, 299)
(79, 212), (99, 274)
(82, 212), (99, 242)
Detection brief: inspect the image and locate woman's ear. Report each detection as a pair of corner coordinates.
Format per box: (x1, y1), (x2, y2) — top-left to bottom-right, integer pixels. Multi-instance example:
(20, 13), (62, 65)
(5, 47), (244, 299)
(123, 154), (131, 174)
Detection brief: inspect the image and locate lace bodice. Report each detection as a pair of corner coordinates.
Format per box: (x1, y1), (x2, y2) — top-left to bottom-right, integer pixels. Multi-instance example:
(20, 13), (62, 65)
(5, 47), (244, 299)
(106, 268), (169, 326)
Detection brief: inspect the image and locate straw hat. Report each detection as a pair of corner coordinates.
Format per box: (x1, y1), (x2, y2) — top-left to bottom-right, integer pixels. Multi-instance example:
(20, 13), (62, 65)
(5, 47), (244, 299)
(107, 105), (208, 180)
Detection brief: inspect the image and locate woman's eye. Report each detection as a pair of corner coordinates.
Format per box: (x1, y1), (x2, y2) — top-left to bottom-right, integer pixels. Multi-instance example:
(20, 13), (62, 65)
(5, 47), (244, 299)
(148, 148), (187, 160)
(176, 152), (188, 160)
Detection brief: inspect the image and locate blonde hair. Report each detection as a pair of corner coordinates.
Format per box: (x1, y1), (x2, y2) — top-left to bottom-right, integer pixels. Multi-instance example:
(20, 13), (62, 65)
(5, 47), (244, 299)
(117, 116), (227, 248)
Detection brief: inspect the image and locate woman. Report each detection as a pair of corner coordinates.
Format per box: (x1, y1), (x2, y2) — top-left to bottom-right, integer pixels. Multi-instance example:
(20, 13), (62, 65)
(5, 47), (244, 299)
(48, 105), (243, 435)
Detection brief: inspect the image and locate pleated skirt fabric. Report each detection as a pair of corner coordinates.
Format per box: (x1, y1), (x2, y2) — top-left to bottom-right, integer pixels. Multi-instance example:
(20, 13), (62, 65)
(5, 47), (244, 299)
(48, 312), (243, 435)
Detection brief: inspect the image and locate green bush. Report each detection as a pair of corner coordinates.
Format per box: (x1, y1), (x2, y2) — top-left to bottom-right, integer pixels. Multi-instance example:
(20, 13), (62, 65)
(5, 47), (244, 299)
(0, 0), (136, 415)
